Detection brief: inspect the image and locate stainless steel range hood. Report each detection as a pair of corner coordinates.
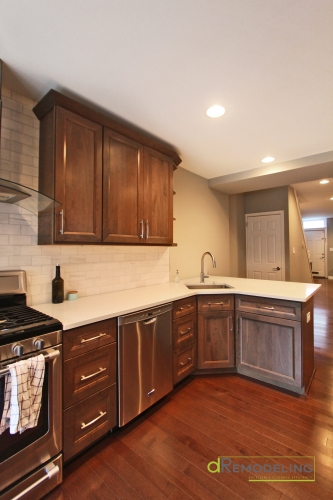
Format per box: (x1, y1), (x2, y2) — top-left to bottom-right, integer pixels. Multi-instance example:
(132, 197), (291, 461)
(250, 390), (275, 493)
(0, 178), (61, 214)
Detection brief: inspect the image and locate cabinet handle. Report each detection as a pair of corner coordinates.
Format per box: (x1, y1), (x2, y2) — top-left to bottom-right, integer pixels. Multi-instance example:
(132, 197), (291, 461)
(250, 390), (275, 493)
(207, 302), (225, 306)
(179, 327), (191, 336)
(81, 411), (107, 430)
(230, 317), (233, 332)
(147, 388), (156, 397)
(140, 219), (144, 238)
(80, 367), (106, 381)
(146, 220), (149, 239)
(261, 306), (275, 310)
(180, 357), (192, 367)
(59, 209), (64, 234)
(80, 333), (107, 344)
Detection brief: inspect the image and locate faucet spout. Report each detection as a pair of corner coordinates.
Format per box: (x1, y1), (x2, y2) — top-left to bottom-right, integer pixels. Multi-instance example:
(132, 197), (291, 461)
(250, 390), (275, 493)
(200, 252), (216, 283)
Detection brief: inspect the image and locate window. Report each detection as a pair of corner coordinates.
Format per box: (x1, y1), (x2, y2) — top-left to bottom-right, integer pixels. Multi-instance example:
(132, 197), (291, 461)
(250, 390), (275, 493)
(303, 219), (325, 229)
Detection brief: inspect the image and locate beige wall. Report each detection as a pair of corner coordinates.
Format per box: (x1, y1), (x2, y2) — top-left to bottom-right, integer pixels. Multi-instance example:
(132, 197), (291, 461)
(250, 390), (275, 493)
(169, 167), (229, 281)
(288, 188), (312, 283)
(229, 193), (246, 277)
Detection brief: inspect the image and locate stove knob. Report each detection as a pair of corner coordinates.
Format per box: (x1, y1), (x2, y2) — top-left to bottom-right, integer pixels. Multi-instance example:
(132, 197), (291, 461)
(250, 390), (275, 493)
(34, 339), (45, 350)
(12, 343), (24, 357)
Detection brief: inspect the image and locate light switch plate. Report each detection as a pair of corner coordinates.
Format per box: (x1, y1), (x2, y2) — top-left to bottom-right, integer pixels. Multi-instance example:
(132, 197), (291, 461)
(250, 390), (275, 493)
(307, 311), (311, 323)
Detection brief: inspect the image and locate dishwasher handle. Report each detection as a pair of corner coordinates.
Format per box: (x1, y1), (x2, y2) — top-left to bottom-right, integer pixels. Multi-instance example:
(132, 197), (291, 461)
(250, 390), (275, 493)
(144, 317), (157, 325)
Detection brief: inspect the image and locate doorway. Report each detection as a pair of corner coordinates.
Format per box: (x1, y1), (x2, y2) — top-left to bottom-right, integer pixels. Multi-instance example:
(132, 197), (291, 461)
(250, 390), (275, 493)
(304, 229), (326, 278)
(246, 211), (285, 280)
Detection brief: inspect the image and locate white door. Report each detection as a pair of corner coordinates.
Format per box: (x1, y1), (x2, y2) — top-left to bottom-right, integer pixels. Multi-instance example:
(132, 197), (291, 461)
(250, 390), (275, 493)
(246, 212), (284, 281)
(305, 230), (326, 277)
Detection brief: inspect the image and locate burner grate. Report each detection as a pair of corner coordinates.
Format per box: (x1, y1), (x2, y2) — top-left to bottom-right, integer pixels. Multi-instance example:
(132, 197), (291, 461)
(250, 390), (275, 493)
(0, 305), (56, 332)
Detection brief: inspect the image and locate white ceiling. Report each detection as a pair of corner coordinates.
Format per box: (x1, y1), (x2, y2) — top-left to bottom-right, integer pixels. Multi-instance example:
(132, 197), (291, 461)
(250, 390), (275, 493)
(1, 0), (333, 215)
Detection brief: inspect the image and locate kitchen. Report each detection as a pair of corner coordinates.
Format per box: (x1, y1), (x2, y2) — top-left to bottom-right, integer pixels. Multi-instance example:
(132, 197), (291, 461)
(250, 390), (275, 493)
(1, 1), (333, 499)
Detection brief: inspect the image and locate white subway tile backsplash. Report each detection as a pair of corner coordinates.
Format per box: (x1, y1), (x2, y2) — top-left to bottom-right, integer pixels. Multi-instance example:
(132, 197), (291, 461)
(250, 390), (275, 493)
(0, 88), (170, 305)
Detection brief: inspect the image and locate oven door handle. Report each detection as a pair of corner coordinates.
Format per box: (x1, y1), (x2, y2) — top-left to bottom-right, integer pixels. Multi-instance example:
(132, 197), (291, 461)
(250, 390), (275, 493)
(0, 348), (61, 378)
(10, 462), (60, 500)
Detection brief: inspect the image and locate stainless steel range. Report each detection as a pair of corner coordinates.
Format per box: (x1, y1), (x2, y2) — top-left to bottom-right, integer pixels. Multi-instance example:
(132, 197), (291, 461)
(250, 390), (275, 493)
(0, 270), (62, 500)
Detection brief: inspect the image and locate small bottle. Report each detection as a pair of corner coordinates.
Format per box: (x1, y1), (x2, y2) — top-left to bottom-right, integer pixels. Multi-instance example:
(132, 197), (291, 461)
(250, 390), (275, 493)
(174, 270), (180, 283)
(52, 263), (64, 303)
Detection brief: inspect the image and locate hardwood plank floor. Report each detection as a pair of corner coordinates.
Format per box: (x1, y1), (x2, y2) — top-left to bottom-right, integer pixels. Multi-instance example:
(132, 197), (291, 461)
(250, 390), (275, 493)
(44, 279), (333, 500)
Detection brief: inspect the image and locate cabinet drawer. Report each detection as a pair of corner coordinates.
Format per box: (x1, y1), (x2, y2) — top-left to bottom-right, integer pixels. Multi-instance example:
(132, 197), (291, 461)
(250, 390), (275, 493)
(173, 341), (196, 384)
(235, 295), (301, 321)
(63, 318), (116, 360)
(173, 313), (197, 349)
(198, 294), (234, 312)
(63, 384), (117, 462)
(63, 343), (116, 408)
(173, 297), (197, 319)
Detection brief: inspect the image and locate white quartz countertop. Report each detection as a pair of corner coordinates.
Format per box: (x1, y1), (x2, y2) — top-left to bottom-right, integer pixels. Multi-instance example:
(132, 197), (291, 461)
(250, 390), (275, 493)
(32, 276), (321, 331)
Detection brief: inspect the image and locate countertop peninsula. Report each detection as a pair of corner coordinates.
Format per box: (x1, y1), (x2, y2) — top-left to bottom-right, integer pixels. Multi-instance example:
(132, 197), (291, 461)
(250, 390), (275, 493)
(32, 276), (321, 331)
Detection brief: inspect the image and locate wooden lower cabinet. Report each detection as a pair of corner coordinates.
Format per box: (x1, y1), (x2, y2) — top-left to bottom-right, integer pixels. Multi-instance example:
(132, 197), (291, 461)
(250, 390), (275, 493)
(235, 295), (314, 394)
(197, 311), (235, 369)
(236, 312), (302, 389)
(62, 318), (117, 462)
(172, 298), (197, 384)
(63, 385), (117, 461)
(173, 341), (196, 384)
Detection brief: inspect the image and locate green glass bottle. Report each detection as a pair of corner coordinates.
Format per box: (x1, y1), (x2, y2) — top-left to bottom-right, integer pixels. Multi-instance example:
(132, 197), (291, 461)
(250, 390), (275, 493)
(52, 263), (64, 303)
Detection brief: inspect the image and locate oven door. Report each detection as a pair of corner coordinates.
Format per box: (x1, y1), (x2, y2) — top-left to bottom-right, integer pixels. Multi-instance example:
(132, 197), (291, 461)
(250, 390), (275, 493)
(0, 345), (62, 497)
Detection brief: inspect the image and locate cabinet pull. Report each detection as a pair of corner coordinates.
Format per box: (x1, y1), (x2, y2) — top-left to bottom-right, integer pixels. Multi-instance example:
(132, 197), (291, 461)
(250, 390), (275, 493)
(230, 317), (233, 332)
(147, 388), (155, 397)
(80, 367), (106, 381)
(140, 219), (144, 238)
(261, 306), (275, 310)
(81, 411), (107, 430)
(146, 220), (149, 239)
(207, 302), (225, 306)
(81, 333), (107, 344)
(59, 209), (64, 234)
(179, 327), (191, 336)
(180, 357), (192, 367)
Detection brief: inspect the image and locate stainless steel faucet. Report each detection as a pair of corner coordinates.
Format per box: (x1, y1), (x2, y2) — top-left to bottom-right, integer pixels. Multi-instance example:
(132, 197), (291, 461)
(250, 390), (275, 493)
(200, 252), (216, 283)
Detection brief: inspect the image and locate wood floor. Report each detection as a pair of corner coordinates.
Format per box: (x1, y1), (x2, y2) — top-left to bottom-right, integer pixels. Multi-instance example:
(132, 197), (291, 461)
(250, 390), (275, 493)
(45, 279), (333, 500)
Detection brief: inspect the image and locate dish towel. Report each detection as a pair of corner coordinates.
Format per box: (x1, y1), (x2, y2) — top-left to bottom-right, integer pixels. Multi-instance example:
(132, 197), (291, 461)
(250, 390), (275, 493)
(0, 354), (45, 434)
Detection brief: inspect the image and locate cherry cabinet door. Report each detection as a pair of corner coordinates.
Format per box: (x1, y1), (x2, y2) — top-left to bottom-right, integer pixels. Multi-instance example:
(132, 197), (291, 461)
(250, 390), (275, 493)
(142, 146), (173, 245)
(54, 107), (102, 242)
(103, 128), (144, 243)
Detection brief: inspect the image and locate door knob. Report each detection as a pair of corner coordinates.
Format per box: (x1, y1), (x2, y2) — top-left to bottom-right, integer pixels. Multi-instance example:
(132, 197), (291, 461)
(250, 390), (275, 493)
(272, 267), (281, 271)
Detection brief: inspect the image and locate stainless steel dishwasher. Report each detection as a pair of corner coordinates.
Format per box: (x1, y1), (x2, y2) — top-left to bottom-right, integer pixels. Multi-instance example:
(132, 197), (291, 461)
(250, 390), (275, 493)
(118, 303), (173, 426)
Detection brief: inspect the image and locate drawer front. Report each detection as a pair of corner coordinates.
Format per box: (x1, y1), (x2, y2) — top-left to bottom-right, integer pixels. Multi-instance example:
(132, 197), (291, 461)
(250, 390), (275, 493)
(63, 318), (116, 360)
(198, 294), (234, 312)
(173, 297), (197, 319)
(235, 295), (301, 321)
(63, 343), (116, 408)
(173, 313), (197, 349)
(63, 384), (117, 462)
(173, 341), (196, 384)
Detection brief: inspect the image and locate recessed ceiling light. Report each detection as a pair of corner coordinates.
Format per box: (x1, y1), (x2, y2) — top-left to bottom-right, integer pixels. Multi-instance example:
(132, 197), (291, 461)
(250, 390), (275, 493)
(206, 105), (225, 118)
(330, 197), (333, 200)
(262, 157), (275, 163)
(320, 179), (329, 184)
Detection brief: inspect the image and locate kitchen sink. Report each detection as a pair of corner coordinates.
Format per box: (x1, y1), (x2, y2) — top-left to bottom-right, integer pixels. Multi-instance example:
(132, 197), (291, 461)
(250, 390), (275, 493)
(186, 283), (233, 289)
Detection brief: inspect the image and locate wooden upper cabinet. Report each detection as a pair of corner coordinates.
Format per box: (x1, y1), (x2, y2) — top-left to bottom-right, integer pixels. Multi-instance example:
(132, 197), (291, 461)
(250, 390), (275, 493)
(143, 147), (173, 245)
(34, 89), (181, 245)
(55, 108), (103, 242)
(103, 129), (143, 243)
